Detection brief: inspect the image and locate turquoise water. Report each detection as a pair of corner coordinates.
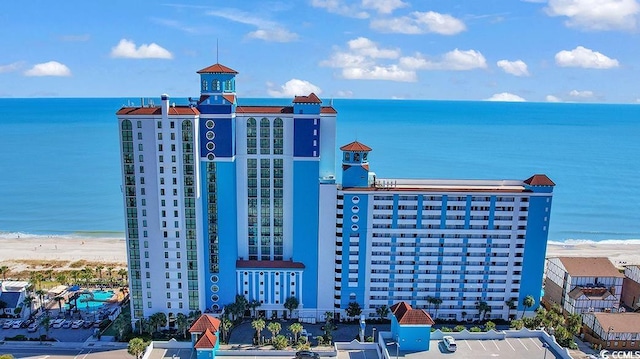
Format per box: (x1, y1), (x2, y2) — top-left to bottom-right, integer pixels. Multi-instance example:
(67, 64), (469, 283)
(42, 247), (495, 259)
(73, 290), (115, 310)
(0, 98), (639, 243)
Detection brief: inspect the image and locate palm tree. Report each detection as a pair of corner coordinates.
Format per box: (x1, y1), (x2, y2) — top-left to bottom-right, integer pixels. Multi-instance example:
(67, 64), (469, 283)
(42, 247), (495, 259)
(81, 267), (93, 286)
(55, 272), (68, 286)
(71, 270), (81, 285)
(54, 295), (64, 314)
(289, 322), (303, 343)
(117, 268), (128, 284)
(221, 318), (233, 343)
(432, 297), (443, 320)
(128, 338), (147, 359)
(248, 299), (261, 318)
(176, 313), (189, 339)
(376, 305), (390, 321)
(267, 321), (282, 340)
(106, 266), (114, 284)
(284, 296), (299, 319)
(426, 295), (434, 314)
(149, 312), (167, 333)
(95, 265), (104, 280)
(252, 318), (266, 344)
(44, 269), (54, 281)
(0, 265), (10, 281)
(35, 289), (47, 313)
(522, 295), (535, 319)
(22, 296), (34, 318)
(39, 315), (51, 340)
(476, 301), (490, 321)
(30, 272), (44, 290)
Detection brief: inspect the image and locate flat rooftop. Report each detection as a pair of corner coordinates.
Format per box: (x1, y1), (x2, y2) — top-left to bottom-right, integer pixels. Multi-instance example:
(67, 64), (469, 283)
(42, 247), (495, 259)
(343, 178), (529, 193)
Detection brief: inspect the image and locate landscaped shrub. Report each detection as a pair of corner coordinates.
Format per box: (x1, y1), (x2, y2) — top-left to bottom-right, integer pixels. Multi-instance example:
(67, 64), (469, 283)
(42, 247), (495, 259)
(484, 321), (496, 331)
(453, 325), (466, 332)
(272, 335), (288, 350)
(510, 319), (524, 330)
(440, 327), (452, 332)
(470, 327), (482, 332)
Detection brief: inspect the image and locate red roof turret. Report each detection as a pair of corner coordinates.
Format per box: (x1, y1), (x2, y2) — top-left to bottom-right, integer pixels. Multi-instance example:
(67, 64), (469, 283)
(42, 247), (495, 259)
(340, 141), (372, 152)
(197, 63), (238, 74)
(524, 174), (555, 186)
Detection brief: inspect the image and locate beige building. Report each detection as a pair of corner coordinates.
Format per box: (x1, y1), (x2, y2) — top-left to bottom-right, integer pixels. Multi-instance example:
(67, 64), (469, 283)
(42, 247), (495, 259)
(582, 312), (640, 350)
(544, 257), (623, 314)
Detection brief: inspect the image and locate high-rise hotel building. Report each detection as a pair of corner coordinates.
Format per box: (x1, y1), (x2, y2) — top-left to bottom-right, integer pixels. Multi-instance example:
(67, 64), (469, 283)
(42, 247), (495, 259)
(117, 62), (554, 325)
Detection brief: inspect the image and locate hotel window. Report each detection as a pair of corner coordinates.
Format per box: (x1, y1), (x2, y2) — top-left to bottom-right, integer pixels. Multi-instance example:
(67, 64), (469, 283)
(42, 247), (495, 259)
(212, 79), (220, 91)
(141, 199), (146, 206)
(139, 155), (144, 162)
(159, 178), (164, 185)
(137, 121), (142, 128)
(273, 118), (283, 154)
(171, 133), (175, 140)
(139, 166), (144, 173)
(247, 118), (257, 154)
(138, 133), (142, 140)
(260, 118), (270, 154)
(171, 144), (176, 151)
(140, 177), (145, 185)
(158, 133), (163, 140)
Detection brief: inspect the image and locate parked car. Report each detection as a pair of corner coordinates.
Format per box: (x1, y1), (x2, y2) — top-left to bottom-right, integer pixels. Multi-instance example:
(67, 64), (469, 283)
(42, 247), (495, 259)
(62, 320), (72, 329)
(443, 336), (457, 352)
(12, 320), (23, 329)
(301, 329), (310, 338)
(296, 351), (320, 359)
(27, 323), (38, 332)
(51, 319), (65, 328)
(83, 320), (94, 329)
(2, 320), (13, 329)
(71, 320), (84, 329)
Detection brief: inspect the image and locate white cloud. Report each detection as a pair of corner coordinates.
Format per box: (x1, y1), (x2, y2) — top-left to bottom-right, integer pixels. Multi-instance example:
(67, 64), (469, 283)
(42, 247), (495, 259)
(342, 65), (416, 82)
(347, 37), (400, 59)
(497, 59), (530, 76)
(399, 49), (488, 71)
(207, 9), (300, 42)
(371, 11), (466, 35)
(248, 28), (299, 42)
(362, 0), (408, 14)
(267, 79), (322, 97)
(24, 61), (71, 77)
(555, 46), (619, 69)
(485, 92), (526, 102)
(545, 0), (640, 31)
(310, 0), (369, 18)
(546, 95), (562, 102)
(569, 89), (594, 98)
(0, 61), (23, 73)
(110, 39), (173, 59)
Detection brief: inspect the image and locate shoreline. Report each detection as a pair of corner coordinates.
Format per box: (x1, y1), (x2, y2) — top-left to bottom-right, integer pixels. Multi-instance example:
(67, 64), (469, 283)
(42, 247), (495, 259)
(0, 236), (638, 271)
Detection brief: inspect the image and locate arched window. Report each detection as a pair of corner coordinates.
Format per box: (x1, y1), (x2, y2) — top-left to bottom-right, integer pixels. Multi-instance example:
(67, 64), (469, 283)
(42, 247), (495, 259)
(201, 79), (208, 91)
(247, 118), (257, 154)
(212, 79), (220, 91)
(260, 118), (270, 155)
(225, 80), (232, 91)
(273, 118), (283, 155)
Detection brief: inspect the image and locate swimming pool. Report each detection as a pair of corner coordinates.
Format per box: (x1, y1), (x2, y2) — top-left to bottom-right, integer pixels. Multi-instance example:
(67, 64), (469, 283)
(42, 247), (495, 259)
(68, 290), (115, 311)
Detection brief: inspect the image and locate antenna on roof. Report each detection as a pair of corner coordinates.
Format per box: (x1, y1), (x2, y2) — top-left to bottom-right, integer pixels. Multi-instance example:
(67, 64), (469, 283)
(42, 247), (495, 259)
(216, 38), (219, 64)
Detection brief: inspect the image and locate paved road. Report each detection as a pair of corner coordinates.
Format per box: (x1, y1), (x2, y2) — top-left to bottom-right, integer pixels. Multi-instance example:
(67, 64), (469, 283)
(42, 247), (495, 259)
(1, 346), (131, 359)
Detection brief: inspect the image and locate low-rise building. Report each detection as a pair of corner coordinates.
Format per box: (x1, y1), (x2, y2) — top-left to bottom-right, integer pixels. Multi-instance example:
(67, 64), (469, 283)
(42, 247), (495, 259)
(582, 312), (640, 350)
(544, 257), (623, 314)
(390, 302), (435, 351)
(621, 265), (640, 311)
(0, 281), (29, 318)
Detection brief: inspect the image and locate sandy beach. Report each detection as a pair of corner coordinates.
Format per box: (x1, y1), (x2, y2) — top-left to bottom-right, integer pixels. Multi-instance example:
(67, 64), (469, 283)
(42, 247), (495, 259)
(0, 236), (637, 273)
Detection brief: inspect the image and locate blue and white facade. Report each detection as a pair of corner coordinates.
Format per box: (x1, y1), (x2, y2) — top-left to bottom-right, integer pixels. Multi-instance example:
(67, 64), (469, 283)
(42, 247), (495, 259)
(117, 62), (554, 325)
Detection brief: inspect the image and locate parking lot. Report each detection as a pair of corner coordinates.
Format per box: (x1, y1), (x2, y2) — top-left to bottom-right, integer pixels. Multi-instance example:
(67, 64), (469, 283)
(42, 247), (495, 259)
(0, 318), (98, 342)
(392, 337), (560, 359)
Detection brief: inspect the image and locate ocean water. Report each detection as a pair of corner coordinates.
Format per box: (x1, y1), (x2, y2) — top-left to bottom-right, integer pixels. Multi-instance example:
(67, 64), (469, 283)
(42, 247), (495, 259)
(1, 98), (639, 244)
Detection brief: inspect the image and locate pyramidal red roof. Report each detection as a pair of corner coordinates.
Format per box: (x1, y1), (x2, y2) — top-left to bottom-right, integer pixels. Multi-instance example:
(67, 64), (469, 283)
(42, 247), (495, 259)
(189, 313), (221, 333)
(194, 328), (218, 349)
(293, 93), (322, 103)
(340, 141), (372, 152)
(197, 63), (238, 74)
(524, 174), (555, 186)
(391, 301), (435, 325)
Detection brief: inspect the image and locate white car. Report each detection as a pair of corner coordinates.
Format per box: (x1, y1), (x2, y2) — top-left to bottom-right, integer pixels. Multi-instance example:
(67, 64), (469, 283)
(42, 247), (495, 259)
(443, 336), (457, 352)
(11, 320), (23, 329)
(51, 319), (65, 328)
(71, 320), (84, 329)
(2, 320), (13, 329)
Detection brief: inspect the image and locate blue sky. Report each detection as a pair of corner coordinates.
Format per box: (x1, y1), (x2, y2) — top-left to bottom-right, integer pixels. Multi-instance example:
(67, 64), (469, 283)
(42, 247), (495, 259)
(1, 0), (639, 102)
